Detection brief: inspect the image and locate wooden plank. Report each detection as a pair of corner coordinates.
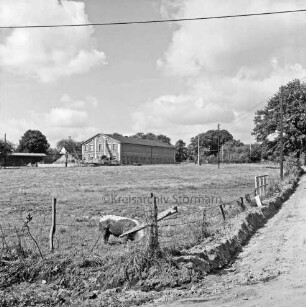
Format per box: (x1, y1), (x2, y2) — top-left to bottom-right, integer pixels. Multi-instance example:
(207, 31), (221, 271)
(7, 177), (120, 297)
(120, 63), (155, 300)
(255, 195), (262, 207)
(119, 206), (178, 238)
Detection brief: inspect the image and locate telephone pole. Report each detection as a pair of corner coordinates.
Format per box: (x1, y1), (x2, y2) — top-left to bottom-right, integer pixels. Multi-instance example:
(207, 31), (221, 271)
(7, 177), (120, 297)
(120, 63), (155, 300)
(280, 87), (284, 180)
(217, 124), (220, 169)
(4, 133), (7, 169)
(197, 134), (200, 165)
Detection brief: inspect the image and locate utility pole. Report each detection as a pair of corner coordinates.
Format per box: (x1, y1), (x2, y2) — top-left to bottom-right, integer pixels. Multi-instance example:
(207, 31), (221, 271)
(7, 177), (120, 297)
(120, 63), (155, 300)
(280, 87), (284, 180)
(4, 133), (6, 169)
(249, 143), (252, 160)
(221, 144), (224, 163)
(197, 134), (200, 165)
(217, 124), (220, 169)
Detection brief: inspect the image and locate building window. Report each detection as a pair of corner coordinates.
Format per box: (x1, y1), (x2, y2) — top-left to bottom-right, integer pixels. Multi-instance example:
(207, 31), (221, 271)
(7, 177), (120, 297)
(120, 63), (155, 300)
(90, 145), (93, 152)
(112, 144), (117, 151)
(85, 145), (88, 151)
(99, 143), (103, 151)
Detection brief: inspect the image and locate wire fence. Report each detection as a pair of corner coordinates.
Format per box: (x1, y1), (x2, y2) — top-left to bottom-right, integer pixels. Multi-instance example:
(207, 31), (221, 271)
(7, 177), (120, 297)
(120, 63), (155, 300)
(0, 180), (268, 260)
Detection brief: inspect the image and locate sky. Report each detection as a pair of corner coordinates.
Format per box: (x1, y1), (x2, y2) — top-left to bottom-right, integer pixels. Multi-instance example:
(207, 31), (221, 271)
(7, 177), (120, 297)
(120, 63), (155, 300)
(0, 0), (306, 148)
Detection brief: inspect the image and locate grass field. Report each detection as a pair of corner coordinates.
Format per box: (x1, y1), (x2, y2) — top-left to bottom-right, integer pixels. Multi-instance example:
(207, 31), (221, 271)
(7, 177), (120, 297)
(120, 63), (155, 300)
(0, 163), (279, 257)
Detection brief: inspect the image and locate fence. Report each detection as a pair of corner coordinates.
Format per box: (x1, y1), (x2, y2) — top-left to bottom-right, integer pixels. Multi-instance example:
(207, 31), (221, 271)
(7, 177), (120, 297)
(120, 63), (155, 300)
(0, 175), (269, 259)
(255, 175), (268, 196)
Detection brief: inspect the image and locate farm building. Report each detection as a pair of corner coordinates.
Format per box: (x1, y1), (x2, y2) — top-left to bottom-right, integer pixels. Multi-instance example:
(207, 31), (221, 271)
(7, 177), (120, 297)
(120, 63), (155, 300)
(5, 153), (46, 166)
(81, 133), (175, 165)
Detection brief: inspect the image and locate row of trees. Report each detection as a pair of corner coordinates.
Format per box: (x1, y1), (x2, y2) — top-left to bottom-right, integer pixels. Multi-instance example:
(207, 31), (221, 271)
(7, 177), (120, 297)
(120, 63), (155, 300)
(175, 79), (306, 164)
(174, 131), (261, 164)
(1, 79), (305, 165)
(0, 130), (82, 165)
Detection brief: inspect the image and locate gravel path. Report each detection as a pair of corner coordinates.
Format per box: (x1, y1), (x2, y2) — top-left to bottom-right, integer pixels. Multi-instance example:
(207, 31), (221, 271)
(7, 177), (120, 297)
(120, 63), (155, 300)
(155, 173), (306, 307)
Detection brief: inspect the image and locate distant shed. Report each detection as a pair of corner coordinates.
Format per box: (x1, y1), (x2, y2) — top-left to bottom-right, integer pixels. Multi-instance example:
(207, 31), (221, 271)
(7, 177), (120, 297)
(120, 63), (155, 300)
(6, 153), (46, 166)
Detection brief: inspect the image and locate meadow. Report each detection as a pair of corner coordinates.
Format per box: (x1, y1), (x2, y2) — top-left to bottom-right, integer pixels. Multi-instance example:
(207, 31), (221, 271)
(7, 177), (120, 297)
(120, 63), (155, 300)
(0, 163), (279, 257)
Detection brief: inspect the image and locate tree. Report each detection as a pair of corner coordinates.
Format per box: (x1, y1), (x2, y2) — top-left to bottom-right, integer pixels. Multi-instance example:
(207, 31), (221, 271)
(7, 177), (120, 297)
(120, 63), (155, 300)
(156, 134), (171, 145)
(0, 139), (13, 167)
(253, 79), (306, 162)
(189, 129), (234, 161)
(17, 130), (50, 154)
(130, 132), (172, 144)
(175, 140), (188, 162)
(56, 138), (82, 158)
(130, 132), (146, 139)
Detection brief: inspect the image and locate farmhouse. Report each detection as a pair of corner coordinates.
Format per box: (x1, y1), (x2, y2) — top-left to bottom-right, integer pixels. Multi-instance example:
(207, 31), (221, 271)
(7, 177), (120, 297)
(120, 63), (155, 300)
(81, 133), (175, 165)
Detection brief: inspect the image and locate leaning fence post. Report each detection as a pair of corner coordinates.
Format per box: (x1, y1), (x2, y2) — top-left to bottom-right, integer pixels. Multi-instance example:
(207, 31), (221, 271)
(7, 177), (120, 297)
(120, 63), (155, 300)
(239, 196), (245, 210)
(219, 204), (226, 221)
(49, 198), (56, 252)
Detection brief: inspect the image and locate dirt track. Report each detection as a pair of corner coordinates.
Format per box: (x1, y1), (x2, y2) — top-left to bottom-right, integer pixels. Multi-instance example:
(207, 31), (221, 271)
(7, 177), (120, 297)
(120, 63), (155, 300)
(156, 173), (306, 307)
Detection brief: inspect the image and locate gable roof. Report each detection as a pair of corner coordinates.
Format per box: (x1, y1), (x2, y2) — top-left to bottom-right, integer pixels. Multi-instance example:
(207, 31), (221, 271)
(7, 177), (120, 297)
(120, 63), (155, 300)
(81, 133), (174, 148)
(10, 153), (46, 157)
(106, 134), (174, 148)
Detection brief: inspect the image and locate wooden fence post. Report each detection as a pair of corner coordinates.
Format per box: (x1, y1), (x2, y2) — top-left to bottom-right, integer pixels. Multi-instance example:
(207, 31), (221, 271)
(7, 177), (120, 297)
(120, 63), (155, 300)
(201, 209), (207, 237)
(219, 204), (226, 221)
(239, 196), (245, 210)
(49, 198), (56, 252)
(148, 193), (160, 257)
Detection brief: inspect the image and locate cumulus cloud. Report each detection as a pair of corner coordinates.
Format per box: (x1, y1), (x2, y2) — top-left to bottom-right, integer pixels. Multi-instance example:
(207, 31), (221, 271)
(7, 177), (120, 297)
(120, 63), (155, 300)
(60, 94), (99, 109)
(48, 108), (88, 128)
(137, 0), (306, 143)
(0, 94), (101, 146)
(0, 0), (106, 82)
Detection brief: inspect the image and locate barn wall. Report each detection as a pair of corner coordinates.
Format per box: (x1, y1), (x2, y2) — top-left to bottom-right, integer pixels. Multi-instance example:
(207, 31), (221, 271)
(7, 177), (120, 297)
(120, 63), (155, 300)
(5, 156), (45, 167)
(121, 144), (175, 165)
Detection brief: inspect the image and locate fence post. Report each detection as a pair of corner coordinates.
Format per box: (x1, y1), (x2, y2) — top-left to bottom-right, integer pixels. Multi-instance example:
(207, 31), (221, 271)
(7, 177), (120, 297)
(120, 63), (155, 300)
(201, 209), (208, 237)
(49, 198), (56, 252)
(239, 196), (245, 210)
(148, 193), (160, 257)
(219, 204), (226, 221)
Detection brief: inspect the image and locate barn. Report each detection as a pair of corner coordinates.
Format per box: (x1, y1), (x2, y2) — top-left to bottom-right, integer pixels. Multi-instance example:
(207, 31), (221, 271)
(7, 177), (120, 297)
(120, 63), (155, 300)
(81, 133), (175, 165)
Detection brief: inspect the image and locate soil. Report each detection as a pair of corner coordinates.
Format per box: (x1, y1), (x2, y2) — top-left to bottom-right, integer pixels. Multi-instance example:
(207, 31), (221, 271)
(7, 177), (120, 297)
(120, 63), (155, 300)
(152, 172), (306, 307)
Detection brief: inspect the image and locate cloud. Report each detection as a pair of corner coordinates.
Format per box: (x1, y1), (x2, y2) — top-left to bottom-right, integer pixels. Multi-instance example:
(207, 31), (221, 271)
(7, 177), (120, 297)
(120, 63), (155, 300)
(159, 0), (306, 78)
(48, 108), (88, 128)
(0, 0), (106, 82)
(60, 94), (98, 109)
(140, 0), (306, 143)
(0, 94), (101, 146)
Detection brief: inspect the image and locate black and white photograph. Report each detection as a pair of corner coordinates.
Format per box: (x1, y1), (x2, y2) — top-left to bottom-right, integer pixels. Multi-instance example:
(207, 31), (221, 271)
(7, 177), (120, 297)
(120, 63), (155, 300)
(0, 1), (306, 306)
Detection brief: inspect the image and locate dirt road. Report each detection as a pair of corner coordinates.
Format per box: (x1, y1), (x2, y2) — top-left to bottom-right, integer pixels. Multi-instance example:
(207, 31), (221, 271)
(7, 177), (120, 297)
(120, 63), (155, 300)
(156, 173), (306, 307)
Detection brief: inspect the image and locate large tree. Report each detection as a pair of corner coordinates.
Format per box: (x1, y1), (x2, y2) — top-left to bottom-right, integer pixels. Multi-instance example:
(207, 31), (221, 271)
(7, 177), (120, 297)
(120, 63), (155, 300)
(17, 130), (50, 154)
(175, 139), (188, 162)
(0, 139), (13, 167)
(253, 79), (306, 161)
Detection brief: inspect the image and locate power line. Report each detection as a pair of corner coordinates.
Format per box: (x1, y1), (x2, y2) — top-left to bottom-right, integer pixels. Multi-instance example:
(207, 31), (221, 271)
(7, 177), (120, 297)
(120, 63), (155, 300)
(0, 8), (306, 29)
